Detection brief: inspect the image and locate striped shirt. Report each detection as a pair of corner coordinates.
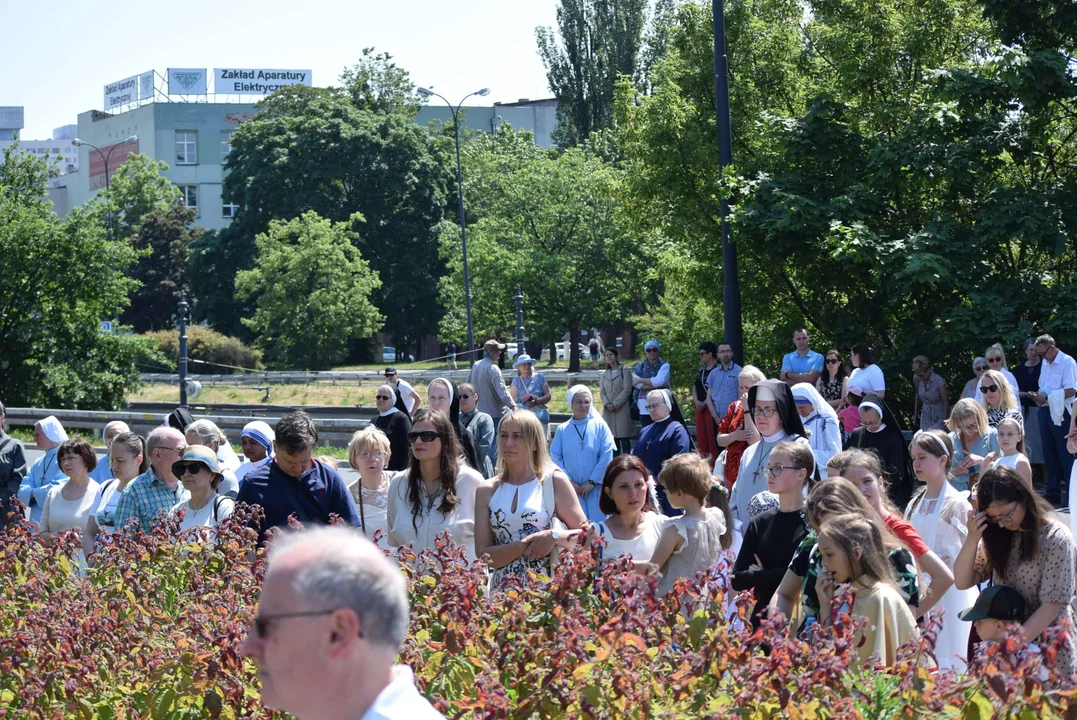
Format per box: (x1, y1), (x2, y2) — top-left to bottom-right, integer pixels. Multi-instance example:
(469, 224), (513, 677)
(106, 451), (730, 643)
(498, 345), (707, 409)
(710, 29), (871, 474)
(113, 467), (190, 534)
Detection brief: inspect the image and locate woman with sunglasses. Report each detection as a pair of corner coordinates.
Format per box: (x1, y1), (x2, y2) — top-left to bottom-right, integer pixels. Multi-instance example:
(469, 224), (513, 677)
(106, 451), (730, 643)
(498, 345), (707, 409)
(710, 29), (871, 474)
(372, 384), (412, 472)
(945, 399), (1000, 492)
(962, 357), (987, 400)
(954, 466), (1077, 680)
(346, 426), (392, 545)
(169, 445), (235, 531)
(974, 343), (1021, 409)
(816, 349), (848, 411)
(386, 409), (487, 562)
(978, 369), (1024, 432)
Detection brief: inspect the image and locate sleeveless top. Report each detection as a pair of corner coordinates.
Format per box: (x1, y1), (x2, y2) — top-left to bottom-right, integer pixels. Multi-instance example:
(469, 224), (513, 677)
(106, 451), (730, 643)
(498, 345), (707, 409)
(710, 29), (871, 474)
(489, 476), (552, 589)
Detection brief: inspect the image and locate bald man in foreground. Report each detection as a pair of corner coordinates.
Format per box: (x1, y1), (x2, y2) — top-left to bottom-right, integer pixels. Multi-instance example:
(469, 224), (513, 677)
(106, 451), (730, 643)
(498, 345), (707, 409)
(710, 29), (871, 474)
(241, 526), (444, 720)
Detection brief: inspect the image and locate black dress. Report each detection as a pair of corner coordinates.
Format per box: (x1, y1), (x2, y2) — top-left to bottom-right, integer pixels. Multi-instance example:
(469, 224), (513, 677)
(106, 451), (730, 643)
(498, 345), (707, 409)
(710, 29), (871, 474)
(732, 507), (810, 627)
(373, 410), (411, 472)
(846, 394), (914, 508)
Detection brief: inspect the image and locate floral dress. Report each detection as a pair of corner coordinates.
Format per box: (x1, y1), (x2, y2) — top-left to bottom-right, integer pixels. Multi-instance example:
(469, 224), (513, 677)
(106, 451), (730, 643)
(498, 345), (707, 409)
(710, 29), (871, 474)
(820, 377), (844, 404)
(917, 372), (947, 431)
(488, 476), (552, 589)
(789, 530), (919, 635)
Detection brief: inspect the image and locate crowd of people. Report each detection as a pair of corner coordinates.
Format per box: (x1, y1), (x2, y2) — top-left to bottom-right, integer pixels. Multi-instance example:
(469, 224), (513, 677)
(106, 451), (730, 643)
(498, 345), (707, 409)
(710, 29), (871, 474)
(2, 328), (1077, 695)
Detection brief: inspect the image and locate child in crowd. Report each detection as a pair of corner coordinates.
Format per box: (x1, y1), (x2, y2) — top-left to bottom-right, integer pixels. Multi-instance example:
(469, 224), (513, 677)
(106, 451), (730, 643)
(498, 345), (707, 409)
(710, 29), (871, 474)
(732, 442), (813, 627)
(647, 454), (730, 596)
(959, 585), (1047, 679)
(983, 417), (1032, 486)
(816, 513), (920, 668)
(904, 430), (978, 671)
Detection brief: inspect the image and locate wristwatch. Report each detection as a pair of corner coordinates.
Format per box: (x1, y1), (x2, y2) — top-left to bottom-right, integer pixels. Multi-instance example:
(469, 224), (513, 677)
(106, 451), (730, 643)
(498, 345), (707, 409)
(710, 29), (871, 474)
(550, 528), (562, 541)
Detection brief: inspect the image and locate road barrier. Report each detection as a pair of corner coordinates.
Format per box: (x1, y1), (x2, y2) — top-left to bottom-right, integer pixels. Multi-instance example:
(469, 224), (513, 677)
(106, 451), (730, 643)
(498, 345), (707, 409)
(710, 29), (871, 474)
(139, 368), (605, 387)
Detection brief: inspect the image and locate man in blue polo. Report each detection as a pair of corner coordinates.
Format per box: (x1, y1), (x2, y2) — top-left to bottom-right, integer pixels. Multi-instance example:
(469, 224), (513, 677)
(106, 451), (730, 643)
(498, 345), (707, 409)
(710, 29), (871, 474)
(237, 410), (361, 542)
(780, 328), (824, 388)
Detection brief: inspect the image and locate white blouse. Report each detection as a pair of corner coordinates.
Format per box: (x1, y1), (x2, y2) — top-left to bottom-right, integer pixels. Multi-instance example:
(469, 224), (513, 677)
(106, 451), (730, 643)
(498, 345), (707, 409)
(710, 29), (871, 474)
(386, 465), (485, 563)
(350, 479), (390, 548)
(40, 480), (102, 535)
(596, 511), (668, 563)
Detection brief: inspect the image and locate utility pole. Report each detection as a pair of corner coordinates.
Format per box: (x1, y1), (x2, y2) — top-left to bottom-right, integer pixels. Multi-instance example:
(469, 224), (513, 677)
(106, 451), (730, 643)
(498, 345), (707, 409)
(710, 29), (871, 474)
(514, 286), (525, 351)
(178, 292), (189, 408)
(712, 0), (744, 363)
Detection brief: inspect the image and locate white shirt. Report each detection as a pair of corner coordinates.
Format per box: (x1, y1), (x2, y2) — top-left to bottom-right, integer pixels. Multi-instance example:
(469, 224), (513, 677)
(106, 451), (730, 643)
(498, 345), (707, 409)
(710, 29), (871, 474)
(170, 494), (235, 531)
(386, 465), (485, 562)
(1038, 348), (1077, 395)
(361, 665), (445, 720)
(848, 364), (885, 394)
(235, 456), (271, 485)
(395, 379), (419, 414)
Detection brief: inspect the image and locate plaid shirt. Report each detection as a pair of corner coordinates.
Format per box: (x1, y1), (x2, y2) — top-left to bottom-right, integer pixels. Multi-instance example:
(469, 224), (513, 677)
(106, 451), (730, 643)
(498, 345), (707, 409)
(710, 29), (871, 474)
(113, 467), (190, 534)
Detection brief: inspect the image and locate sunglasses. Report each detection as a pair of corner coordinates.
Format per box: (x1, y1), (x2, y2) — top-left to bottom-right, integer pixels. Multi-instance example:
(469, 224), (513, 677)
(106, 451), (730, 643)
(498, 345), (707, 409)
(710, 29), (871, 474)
(460, 393), (474, 400)
(826, 358), (840, 364)
(974, 366), (987, 373)
(375, 395), (392, 401)
(408, 431), (439, 443)
(987, 357), (1002, 363)
(645, 348), (658, 353)
(980, 384), (999, 394)
(175, 463), (206, 476)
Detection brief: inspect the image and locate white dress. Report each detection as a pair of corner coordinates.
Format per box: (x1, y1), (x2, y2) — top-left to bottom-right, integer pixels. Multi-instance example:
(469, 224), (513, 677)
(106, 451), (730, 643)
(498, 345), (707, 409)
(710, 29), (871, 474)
(905, 482), (978, 671)
(40, 480), (102, 535)
(386, 465), (485, 563)
(488, 476), (551, 589)
(595, 512), (668, 563)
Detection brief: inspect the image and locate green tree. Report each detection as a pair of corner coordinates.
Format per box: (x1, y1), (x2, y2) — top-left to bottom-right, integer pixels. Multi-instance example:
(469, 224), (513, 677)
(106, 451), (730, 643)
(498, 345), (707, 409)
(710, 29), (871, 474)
(104, 153), (180, 240)
(439, 127), (655, 371)
(121, 205), (200, 333)
(235, 211), (383, 369)
(536, 0), (649, 146)
(0, 143), (156, 409)
(202, 53), (452, 355)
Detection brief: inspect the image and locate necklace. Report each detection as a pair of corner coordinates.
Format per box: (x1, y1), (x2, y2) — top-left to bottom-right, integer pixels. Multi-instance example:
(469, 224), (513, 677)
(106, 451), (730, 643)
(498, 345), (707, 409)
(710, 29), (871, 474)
(572, 422), (587, 449)
(420, 480), (441, 512)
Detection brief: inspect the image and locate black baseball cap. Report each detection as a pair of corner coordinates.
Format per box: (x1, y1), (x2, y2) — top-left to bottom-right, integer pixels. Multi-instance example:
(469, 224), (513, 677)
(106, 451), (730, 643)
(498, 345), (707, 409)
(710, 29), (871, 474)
(384, 367), (397, 376)
(958, 585), (1026, 622)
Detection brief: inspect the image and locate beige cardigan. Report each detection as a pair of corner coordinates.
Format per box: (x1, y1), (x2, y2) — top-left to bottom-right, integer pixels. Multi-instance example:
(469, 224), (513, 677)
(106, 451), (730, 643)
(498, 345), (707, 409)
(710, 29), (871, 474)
(600, 364), (638, 439)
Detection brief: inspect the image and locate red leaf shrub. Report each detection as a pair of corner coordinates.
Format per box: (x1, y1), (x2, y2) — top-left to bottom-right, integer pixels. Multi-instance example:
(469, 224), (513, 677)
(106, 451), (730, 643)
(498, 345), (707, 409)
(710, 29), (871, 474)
(2, 511), (1076, 718)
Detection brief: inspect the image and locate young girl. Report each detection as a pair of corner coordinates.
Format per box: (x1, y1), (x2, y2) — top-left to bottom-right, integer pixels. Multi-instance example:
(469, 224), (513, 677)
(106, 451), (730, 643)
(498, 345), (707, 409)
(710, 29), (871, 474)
(731, 441), (812, 627)
(816, 513), (920, 668)
(646, 454), (730, 597)
(904, 430), (978, 671)
(982, 417), (1032, 486)
(828, 449), (955, 619)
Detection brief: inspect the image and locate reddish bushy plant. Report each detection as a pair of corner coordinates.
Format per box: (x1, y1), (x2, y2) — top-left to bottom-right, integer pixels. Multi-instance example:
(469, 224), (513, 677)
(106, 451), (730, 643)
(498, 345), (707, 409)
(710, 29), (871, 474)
(3, 511), (1077, 718)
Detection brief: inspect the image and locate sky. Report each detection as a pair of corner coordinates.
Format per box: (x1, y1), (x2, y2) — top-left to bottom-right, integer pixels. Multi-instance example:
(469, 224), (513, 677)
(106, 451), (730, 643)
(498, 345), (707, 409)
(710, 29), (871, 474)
(0, 0), (560, 139)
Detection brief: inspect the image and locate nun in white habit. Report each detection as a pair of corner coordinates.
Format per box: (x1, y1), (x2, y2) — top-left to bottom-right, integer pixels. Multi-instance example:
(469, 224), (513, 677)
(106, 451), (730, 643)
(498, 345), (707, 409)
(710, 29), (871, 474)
(550, 385), (616, 523)
(17, 416), (70, 523)
(791, 382), (842, 472)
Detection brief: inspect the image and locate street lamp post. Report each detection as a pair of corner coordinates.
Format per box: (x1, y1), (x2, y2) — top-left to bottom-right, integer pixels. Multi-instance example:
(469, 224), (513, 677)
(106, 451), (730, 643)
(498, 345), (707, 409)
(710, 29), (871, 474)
(514, 285), (525, 350)
(178, 292), (189, 408)
(72, 135), (138, 240)
(416, 86), (490, 368)
(711, 0), (743, 363)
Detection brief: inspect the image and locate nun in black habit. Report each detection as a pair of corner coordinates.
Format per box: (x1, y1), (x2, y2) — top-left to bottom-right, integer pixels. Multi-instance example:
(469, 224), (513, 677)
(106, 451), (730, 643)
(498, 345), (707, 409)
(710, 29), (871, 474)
(846, 393), (915, 508)
(372, 384), (412, 472)
(427, 377), (484, 473)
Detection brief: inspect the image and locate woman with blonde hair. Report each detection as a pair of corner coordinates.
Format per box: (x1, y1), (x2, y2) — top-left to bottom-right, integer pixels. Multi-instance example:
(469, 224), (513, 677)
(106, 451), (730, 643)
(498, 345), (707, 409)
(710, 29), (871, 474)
(946, 399), (1000, 492)
(475, 410), (588, 589)
(346, 426), (393, 545)
(975, 343), (1020, 408)
(977, 369), (1024, 430)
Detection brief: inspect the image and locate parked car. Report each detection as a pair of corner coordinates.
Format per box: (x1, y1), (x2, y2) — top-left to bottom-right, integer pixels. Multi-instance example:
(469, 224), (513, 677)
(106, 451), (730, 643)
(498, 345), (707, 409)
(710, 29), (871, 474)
(504, 342), (521, 360)
(382, 346), (414, 363)
(539, 342), (591, 362)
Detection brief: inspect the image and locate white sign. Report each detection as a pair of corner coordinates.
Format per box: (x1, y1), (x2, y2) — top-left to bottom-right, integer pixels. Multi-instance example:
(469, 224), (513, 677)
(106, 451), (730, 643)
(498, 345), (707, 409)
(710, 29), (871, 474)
(138, 71), (155, 100)
(214, 68), (312, 95)
(103, 75), (139, 110)
(168, 68), (207, 95)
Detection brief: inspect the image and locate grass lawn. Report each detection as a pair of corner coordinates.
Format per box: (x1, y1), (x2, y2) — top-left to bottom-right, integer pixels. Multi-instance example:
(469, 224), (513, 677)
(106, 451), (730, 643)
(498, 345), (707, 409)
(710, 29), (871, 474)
(131, 382), (603, 415)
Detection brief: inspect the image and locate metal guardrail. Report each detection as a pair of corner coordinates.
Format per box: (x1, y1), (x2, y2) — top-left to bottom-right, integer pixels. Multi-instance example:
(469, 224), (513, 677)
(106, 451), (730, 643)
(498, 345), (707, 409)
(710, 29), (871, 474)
(139, 369), (606, 387)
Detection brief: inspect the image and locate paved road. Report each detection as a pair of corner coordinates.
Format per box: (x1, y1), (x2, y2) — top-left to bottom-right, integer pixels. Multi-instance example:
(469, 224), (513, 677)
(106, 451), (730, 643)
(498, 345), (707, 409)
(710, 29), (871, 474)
(21, 446), (361, 488)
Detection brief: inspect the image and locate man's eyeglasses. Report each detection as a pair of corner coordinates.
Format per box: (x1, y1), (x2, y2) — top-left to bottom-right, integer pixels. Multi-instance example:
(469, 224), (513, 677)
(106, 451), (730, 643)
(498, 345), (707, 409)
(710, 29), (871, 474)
(408, 431), (439, 443)
(980, 384), (999, 394)
(752, 407), (778, 418)
(162, 445), (187, 454)
(984, 502), (1020, 526)
(253, 609), (351, 639)
(375, 395), (392, 401)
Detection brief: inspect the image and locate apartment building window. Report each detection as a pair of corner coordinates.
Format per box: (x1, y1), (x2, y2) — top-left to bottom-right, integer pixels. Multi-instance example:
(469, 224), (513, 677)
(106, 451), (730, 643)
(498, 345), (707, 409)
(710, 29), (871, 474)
(220, 130), (234, 158)
(179, 185), (198, 211)
(222, 202), (238, 218)
(176, 131), (197, 164)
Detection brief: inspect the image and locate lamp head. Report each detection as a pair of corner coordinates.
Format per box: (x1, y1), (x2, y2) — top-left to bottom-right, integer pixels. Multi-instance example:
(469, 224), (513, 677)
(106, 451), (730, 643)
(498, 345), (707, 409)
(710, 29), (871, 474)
(416, 87), (433, 97)
(476, 88), (490, 97)
(71, 138), (84, 147)
(124, 135), (138, 143)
